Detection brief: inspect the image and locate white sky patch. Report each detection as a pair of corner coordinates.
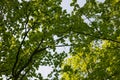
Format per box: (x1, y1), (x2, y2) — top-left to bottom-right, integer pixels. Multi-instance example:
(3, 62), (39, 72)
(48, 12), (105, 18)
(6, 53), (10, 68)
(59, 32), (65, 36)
(36, 66), (53, 79)
(61, 0), (73, 13)
(53, 35), (71, 53)
(77, 0), (86, 7)
(0, 75), (9, 80)
(56, 45), (70, 53)
(81, 15), (96, 25)
(96, 0), (105, 3)
(61, 0), (86, 13)
(18, 0), (30, 3)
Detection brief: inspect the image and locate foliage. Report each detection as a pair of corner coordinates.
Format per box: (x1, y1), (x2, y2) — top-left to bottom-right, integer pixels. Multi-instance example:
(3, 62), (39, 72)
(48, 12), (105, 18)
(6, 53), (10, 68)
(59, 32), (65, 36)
(61, 0), (120, 79)
(61, 39), (120, 80)
(0, 0), (120, 80)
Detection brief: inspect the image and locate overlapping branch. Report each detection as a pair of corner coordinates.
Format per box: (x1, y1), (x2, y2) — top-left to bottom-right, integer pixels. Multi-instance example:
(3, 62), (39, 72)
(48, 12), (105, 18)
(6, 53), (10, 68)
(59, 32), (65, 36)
(12, 12), (31, 78)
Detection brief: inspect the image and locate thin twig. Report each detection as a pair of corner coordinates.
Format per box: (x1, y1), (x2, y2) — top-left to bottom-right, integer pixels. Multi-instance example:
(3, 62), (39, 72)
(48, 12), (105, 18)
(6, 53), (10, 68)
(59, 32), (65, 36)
(19, 68), (30, 80)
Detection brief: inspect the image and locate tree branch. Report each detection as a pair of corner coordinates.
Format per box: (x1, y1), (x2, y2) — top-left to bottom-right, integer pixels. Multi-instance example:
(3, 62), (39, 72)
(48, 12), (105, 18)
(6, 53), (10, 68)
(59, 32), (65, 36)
(13, 42), (72, 79)
(19, 68), (30, 80)
(84, 15), (102, 35)
(14, 38), (44, 80)
(73, 30), (120, 44)
(12, 12), (31, 77)
(12, 28), (30, 77)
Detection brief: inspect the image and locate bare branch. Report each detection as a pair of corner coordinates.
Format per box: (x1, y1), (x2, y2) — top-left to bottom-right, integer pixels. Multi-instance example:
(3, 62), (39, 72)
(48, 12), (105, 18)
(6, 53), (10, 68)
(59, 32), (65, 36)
(12, 28), (30, 77)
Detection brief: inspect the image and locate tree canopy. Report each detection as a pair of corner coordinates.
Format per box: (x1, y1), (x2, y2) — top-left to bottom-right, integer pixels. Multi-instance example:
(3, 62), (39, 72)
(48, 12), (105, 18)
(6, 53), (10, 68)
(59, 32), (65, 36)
(0, 0), (120, 80)
(61, 40), (120, 80)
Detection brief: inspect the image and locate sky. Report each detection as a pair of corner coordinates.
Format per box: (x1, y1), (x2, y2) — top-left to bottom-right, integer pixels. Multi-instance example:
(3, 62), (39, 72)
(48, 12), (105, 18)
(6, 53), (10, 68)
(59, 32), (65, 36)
(61, 0), (86, 13)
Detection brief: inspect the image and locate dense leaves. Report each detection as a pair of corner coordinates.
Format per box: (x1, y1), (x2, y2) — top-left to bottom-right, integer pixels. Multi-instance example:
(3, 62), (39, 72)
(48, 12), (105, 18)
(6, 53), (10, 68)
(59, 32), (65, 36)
(61, 40), (120, 80)
(0, 0), (120, 80)
(61, 0), (120, 80)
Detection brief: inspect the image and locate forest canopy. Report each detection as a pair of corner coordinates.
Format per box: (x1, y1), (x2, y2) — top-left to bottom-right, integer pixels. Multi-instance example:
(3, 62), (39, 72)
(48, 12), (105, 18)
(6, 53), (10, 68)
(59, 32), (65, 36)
(0, 0), (120, 80)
